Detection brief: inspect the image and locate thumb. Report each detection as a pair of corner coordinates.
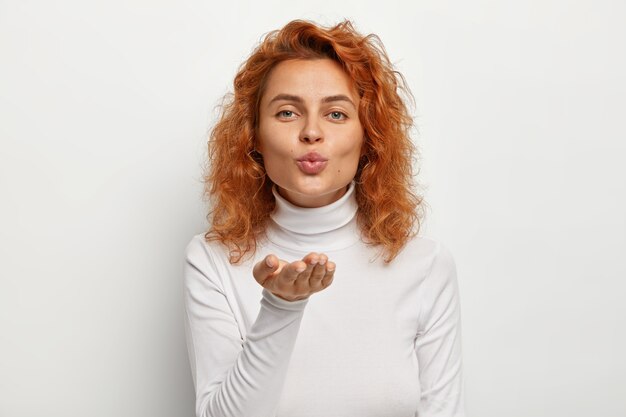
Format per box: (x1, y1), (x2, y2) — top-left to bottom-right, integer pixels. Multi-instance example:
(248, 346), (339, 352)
(253, 254), (279, 284)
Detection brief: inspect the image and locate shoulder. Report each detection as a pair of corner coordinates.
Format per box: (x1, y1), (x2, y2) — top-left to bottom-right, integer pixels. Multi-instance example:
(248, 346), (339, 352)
(410, 236), (459, 302)
(184, 233), (231, 262)
(184, 233), (212, 265)
(183, 232), (259, 284)
(183, 233), (233, 285)
(184, 233), (205, 257)
(395, 234), (457, 273)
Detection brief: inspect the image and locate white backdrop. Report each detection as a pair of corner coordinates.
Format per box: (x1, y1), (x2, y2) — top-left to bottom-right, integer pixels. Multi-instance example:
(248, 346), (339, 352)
(1, 1), (625, 416)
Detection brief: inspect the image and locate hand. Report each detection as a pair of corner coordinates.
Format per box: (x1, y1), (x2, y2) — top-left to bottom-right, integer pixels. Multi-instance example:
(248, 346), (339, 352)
(252, 252), (336, 302)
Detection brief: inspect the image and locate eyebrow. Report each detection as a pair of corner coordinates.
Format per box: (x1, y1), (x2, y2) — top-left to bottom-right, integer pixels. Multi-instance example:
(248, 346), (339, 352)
(268, 94), (356, 109)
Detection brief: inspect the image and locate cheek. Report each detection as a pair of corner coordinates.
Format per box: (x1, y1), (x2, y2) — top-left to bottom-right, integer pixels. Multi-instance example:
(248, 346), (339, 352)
(332, 140), (363, 177)
(257, 130), (295, 180)
(260, 141), (295, 163)
(257, 123), (293, 156)
(337, 131), (364, 162)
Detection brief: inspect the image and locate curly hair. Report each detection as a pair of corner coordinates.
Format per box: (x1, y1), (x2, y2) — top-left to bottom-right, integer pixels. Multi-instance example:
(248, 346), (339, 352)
(203, 19), (425, 264)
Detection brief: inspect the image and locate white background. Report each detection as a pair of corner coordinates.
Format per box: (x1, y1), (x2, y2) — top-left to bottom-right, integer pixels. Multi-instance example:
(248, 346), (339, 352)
(1, 1), (625, 416)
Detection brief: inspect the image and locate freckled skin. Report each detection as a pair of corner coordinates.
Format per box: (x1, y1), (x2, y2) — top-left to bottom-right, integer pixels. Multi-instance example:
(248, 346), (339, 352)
(252, 58), (362, 300)
(256, 58), (364, 208)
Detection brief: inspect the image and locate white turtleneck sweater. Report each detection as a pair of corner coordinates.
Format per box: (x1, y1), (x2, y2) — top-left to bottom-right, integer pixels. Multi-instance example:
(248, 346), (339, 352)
(183, 182), (465, 417)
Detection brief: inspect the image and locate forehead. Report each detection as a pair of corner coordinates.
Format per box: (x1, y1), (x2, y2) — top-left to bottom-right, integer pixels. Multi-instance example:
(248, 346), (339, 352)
(260, 58), (358, 105)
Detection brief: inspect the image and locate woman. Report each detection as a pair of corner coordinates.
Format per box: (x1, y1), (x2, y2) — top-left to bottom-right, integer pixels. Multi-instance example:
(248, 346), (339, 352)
(184, 19), (465, 417)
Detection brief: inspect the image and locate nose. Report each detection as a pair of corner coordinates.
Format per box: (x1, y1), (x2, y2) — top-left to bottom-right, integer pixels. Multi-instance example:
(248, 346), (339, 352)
(299, 117), (323, 144)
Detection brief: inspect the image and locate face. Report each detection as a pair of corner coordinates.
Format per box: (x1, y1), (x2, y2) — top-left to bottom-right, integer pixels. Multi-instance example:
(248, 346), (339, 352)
(256, 58), (364, 208)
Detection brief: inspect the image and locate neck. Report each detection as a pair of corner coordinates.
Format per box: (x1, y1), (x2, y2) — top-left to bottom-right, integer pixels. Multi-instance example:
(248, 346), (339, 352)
(266, 180), (361, 252)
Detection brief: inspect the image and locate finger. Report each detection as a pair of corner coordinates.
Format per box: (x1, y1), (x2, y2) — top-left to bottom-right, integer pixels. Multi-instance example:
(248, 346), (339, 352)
(275, 259), (288, 275)
(320, 261), (336, 287)
(309, 254), (328, 283)
(253, 254), (279, 285)
(295, 253), (319, 283)
(309, 253), (328, 289)
(283, 260), (306, 283)
(301, 252), (320, 266)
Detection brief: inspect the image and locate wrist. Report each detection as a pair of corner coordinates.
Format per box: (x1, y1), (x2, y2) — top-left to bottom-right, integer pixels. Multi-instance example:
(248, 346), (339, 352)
(272, 292), (308, 302)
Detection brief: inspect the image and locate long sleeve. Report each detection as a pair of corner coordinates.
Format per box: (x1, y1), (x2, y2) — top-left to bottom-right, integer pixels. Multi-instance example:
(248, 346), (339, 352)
(414, 242), (465, 417)
(183, 238), (309, 417)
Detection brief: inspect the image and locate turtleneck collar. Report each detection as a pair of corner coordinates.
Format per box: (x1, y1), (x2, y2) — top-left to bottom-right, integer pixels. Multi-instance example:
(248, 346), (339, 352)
(266, 181), (361, 252)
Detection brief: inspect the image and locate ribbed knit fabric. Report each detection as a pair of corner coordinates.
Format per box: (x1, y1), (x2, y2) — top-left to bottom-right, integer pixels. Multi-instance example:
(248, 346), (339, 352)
(183, 181), (466, 417)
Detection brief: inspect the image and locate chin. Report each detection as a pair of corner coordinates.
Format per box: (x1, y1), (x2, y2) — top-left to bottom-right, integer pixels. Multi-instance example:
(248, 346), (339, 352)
(293, 180), (342, 195)
(274, 180), (345, 207)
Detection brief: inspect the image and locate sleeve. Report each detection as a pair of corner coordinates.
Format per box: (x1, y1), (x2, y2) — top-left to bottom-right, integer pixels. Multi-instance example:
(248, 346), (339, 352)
(183, 237), (309, 417)
(414, 241), (466, 417)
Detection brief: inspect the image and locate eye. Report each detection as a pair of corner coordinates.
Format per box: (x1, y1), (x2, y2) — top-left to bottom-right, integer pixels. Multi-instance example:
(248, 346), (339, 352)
(329, 111), (348, 121)
(277, 110), (296, 119)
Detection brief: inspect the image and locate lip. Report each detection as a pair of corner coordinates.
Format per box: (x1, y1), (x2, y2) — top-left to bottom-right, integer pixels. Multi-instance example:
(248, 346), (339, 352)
(296, 160), (328, 175)
(295, 151), (329, 175)
(296, 151), (328, 162)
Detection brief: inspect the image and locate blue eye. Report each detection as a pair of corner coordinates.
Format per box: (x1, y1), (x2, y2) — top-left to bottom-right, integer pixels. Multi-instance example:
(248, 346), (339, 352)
(277, 110), (294, 118)
(329, 111), (347, 120)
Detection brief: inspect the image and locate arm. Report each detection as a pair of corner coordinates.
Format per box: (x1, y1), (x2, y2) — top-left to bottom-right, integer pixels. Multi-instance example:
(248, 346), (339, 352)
(183, 238), (308, 417)
(414, 242), (466, 417)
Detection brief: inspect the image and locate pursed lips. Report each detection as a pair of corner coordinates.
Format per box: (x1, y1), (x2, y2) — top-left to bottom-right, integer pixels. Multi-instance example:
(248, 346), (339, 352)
(295, 152), (329, 174)
(296, 151), (328, 162)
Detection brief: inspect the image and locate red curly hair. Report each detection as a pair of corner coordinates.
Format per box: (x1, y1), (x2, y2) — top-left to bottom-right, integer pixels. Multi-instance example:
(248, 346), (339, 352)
(203, 19), (425, 264)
